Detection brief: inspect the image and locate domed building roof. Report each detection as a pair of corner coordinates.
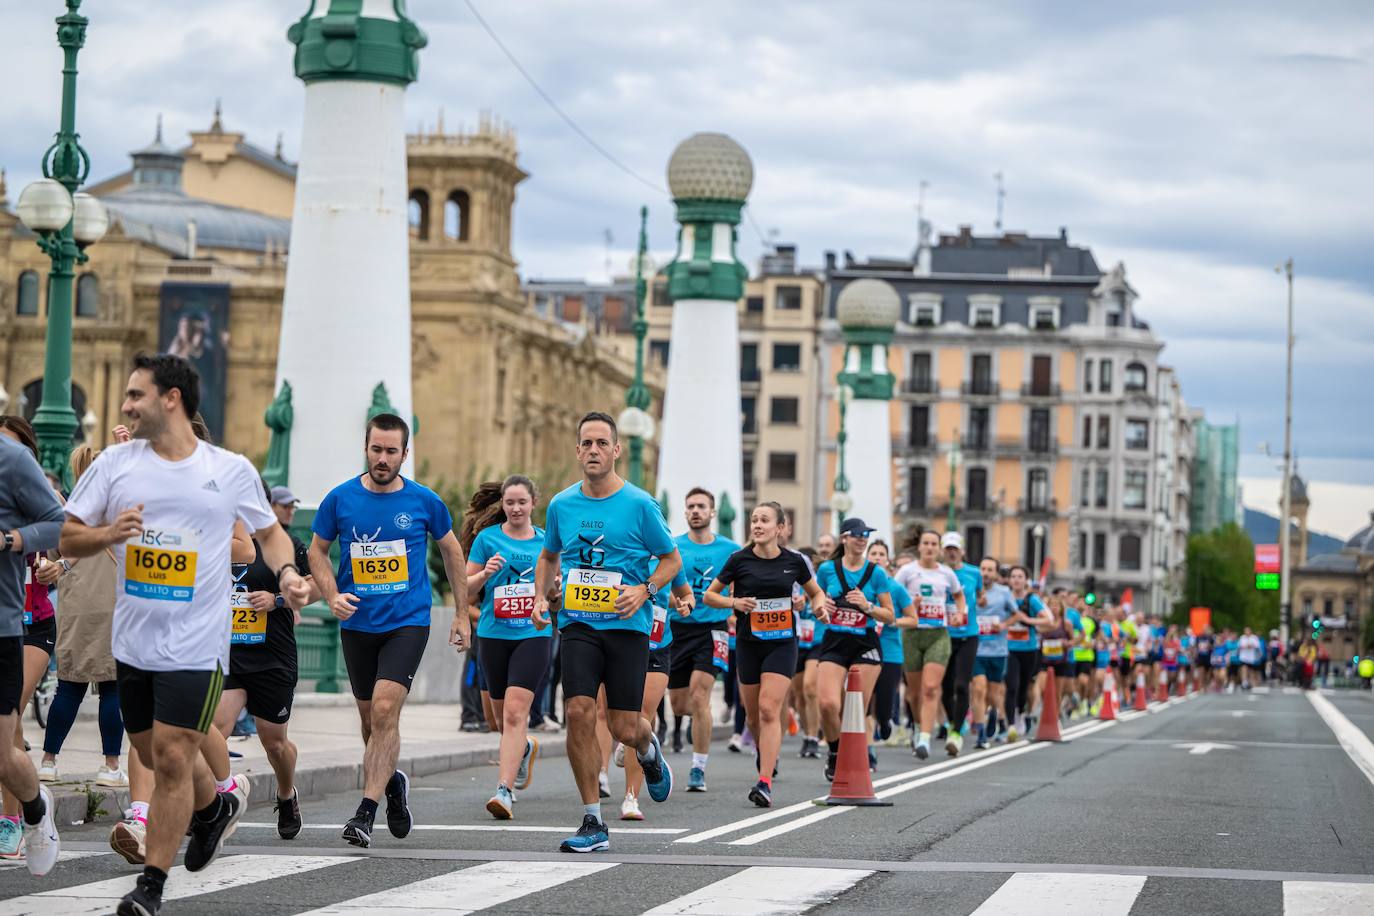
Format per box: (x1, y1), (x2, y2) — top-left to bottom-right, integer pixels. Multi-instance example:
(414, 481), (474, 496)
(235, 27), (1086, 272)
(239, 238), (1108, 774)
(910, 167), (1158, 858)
(1346, 511), (1374, 555)
(836, 278), (900, 329)
(1289, 473), (1308, 504)
(666, 133), (753, 202)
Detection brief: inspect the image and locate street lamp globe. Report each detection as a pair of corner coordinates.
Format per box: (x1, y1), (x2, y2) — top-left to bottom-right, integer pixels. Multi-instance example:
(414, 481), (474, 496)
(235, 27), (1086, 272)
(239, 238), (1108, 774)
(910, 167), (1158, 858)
(666, 132), (754, 202)
(831, 491), (854, 515)
(618, 405), (655, 442)
(71, 192), (109, 246)
(1032, 523), (1047, 539)
(16, 178), (73, 233)
(81, 409), (98, 439)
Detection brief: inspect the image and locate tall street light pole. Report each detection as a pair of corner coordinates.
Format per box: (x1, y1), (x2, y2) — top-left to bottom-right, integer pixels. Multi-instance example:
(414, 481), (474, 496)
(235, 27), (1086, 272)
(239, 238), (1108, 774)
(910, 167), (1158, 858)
(832, 384), (853, 526)
(15, 0), (108, 478)
(946, 429), (961, 532)
(1277, 257), (1295, 647)
(619, 205), (655, 489)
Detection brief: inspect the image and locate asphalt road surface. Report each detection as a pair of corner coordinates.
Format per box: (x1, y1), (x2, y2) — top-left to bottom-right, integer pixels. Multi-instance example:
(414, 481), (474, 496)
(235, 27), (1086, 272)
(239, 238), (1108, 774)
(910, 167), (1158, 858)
(4, 687), (1374, 914)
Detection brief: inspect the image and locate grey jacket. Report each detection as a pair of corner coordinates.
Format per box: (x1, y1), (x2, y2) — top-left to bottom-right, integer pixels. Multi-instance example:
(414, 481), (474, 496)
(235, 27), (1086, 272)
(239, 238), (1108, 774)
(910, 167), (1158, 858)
(0, 436), (64, 637)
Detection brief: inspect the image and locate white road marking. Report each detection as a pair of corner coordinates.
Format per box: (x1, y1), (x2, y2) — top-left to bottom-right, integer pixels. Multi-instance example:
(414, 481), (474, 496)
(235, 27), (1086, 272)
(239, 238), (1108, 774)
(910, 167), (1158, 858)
(1283, 879), (1374, 915)
(236, 823), (687, 834)
(0, 850), (105, 870)
(971, 872), (1146, 914)
(1284, 687), (1302, 695)
(0, 854), (352, 916)
(642, 865), (872, 915)
(1307, 691), (1374, 788)
(295, 860), (617, 914)
(1172, 742), (1237, 755)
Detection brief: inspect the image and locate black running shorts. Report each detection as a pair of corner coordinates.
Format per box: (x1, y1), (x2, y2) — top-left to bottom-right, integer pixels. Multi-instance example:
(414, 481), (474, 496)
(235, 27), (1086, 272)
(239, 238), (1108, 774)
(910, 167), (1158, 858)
(340, 625), (430, 701)
(648, 643), (673, 676)
(559, 623), (649, 712)
(117, 661), (224, 734)
(22, 615), (56, 657)
(222, 667), (298, 725)
(735, 637), (798, 685)
(814, 629), (883, 668)
(0, 637), (23, 716)
(667, 621), (718, 689)
(479, 635), (553, 701)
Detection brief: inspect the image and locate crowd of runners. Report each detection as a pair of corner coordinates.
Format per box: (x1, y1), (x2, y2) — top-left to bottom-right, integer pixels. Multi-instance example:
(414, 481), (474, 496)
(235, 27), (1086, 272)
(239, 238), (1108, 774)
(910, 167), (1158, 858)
(0, 353), (1286, 914)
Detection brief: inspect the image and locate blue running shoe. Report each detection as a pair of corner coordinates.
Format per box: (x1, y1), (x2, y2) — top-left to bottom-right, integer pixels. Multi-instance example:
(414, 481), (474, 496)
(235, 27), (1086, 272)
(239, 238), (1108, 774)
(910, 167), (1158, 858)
(559, 814), (609, 853)
(687, 766), (707, 792)
(641, 734), (673, 803)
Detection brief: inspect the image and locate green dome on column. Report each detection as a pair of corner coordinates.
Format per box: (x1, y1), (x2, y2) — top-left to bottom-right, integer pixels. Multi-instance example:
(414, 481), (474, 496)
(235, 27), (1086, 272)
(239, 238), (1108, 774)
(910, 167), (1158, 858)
(837, 278), (899, 400)
(289, 0), (427, 87)
(665, 132), (753, 302)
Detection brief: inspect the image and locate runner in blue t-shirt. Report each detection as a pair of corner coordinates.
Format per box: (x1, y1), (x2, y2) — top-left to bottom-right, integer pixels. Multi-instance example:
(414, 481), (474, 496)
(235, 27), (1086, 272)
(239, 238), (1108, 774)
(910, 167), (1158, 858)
(867, 541), (913, 750)
(464, 475), (551, 821)
(531, 412), (681, 853)
(972, 556), (1014, 748)
(309, 413), (470, 849)
(666, 487), (739, 790)
(1003, 565), (1051, 740)
(940, 531), (983, 756)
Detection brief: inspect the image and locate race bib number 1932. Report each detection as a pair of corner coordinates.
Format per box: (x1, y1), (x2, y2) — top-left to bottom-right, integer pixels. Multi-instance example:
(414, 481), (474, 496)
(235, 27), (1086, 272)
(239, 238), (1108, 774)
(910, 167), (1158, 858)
(125, 528), (198, 602)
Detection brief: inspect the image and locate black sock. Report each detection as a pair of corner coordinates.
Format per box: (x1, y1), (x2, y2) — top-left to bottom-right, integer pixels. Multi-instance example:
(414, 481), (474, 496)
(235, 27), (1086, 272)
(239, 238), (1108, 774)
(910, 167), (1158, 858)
(194, 794), (226, 824)
(20, 793), (46, 826)
(356, 797), (378, 821)
(828, 739), (841, 754)
(140, 865), (168, 896)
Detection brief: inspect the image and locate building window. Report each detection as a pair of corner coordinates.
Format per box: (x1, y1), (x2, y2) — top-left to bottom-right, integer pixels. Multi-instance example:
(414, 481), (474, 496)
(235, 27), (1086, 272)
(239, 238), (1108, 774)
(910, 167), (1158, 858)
(967, 467), (988, 511)
(769, 396), (799, 425)
(908, 466), (927, 511)
(75, 273), (99, 318)
(743, 451), (755, 492)
(1124, 361), (1148, 391)
(1031, 305), (1058, 330)
(1084, 359), (1094, 393)
(1119, 534), (1142, 570)
(1077, 531), (1088, 569)
(909, 405), (930, 447)
(741, 396), (757, 434)
(649, 339), (670, 369)
(1123, 470), (1148, 509)
(1092, 532), (1106, 570)
(407, 189), (430, 240)
(1080, 468), (1091, 507)
(966, 525), (986, 563)
(968, 407), (990, 449)
(1323, 597), (1334, 618)
(1081, 415), (1092, 448)
(1125, 418), (1149, 451)
(970, 354), (993, 395)
(1099, 359), (1113, 393)
(768, 451), (797, 482)
(969, 297), (1001, 328)
(443, 190), (470, 241)
(1095, 469), (1109, 508)
(1097, 415), (1111, 449)
(1344, 596), (1355, 618)
(740, 343), (759, 381)
(16, 270), (40, 316)
(910, 294), (942, 327)
(1029, 408), (1051, 452)
(1030, 354), (1054, 395)
(774, 285), (802, 310)
(772, 343), (801, 371)
(909, 352), (932, 392)
(1301, 596), (1312, 618)
(745, 295), (764, 313)
(1027, 468), (1049, 512)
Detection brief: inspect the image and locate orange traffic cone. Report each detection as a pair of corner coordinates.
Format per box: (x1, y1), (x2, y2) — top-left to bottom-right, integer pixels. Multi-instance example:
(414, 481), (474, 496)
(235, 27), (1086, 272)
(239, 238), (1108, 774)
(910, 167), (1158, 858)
(1035, 669), (1064, 742)
(824, 666), (892, 807)
(1132, 674), (1149, 711)
(1156, 671), (1169, 704)
(1099, 673), (1118, 721)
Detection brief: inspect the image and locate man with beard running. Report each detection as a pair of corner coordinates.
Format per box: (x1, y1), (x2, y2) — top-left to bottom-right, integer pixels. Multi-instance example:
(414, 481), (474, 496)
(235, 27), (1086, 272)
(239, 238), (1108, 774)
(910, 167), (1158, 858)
(309, 413), (470, 849)
(62, 354), (310, 914)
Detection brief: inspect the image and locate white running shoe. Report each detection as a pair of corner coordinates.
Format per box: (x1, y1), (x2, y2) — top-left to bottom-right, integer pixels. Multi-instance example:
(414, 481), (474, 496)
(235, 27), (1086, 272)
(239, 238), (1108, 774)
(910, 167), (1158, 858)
(225, 774), (251, 838)
(598, 769), (611, 799)
(37, 761), (58, 783)
(613, 742), (626, 768)
(620, 793), (644, 821)
(110, 817), (147, 865)
(22, 786), (60, 877)
(96, 766), (128, 788)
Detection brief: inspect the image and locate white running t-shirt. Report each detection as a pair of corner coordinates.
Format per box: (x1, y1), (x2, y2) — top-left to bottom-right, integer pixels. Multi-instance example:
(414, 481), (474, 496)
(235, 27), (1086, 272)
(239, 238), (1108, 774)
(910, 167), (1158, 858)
(894, 562), (963, 629)
(1238, 634), (1262, 665)
(65, 439), (275, 673)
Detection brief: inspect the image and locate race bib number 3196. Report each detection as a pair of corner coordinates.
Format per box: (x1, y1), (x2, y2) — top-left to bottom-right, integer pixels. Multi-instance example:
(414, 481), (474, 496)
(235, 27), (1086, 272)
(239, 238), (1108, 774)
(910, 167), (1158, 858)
(350, 539), (409, 595)
(125, 528), (198, 602)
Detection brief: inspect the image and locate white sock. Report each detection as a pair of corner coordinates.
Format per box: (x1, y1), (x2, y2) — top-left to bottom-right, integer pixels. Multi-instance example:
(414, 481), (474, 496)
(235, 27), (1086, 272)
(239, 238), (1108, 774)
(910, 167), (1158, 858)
(216, 775), (236, 793)
(583, 802), (602, 822)
(692, 752), (709, 769)
(128, 801), (149, 822)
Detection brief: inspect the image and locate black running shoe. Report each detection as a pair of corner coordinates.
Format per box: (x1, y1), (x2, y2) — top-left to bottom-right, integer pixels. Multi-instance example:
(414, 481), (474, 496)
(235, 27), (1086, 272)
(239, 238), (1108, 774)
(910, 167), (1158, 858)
(117, 882), (162, 915)
(824, 751), (837, 783)
(385, 770), (412, 838)
(184, 792), (241, 872)
(341, 813), (373, 848)
(672, 730), (684, 753)
(748, 780), (773, 808)
(936, 724), (948, 741)
(275, 791), (303, 840)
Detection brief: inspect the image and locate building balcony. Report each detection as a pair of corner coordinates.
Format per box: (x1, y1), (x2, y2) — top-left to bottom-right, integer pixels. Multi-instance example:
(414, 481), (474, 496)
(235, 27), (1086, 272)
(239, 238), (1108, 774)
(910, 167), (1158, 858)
(900, 378), (938, 396)
(1017, 497), (1060, 517)
(960, 380), (999, 399)
(1019, 382), (1063, 399)
(992, 437), (1059, 457)
(961, 435), (993, 455)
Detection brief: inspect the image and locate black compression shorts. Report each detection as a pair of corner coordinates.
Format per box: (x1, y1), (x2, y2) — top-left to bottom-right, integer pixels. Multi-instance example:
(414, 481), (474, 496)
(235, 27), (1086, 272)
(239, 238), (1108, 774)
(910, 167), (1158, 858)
(814, 629), (882, 668)
(340, 625), (429, 701)
(479, 635), (552, 701)
(735, 637), (798, 685)
(667, 622), (719, 689)
(559, 623), (649, 712)
(222, 667), (298, 724)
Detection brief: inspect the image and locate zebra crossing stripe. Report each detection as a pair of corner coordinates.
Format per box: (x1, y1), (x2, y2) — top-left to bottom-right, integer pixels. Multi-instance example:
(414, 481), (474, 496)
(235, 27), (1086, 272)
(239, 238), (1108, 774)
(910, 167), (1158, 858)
(642, 865), (873, 916)
(294, 860), (617, 914)
(1283, 879), (1374, 915)
(970, 872), (1147, 914)
(0, 854), (352, 916)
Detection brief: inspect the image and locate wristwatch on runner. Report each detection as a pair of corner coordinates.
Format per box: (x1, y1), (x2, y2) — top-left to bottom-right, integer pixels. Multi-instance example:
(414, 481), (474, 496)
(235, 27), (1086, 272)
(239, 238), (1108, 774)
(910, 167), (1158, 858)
(645, 580), (659, 600)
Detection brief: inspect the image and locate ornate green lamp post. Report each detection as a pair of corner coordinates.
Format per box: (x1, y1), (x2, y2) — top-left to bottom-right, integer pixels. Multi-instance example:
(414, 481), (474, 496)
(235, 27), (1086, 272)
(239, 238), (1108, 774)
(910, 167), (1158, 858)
(15, 0), (109, 477)
(831, 384), (854, 527)
(947, 430), (961, 532)
(618, 205), (655, 488)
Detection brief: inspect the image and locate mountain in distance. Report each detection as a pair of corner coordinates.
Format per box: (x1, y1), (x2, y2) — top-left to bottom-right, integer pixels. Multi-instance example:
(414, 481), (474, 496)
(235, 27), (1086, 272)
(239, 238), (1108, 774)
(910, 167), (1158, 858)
(1242, 508), (1345, 559)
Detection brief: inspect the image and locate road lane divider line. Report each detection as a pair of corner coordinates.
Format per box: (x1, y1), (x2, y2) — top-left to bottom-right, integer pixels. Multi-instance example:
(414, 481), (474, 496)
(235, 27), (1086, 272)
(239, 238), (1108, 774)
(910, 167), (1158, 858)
(970, 871), (1146, 915)
(293, 859), (618, 915)
(1062, 721), (1118, 742)
(235, 823), (688, 834)
(1307, 691), (1374, 788)
(642, 865), (874, 916)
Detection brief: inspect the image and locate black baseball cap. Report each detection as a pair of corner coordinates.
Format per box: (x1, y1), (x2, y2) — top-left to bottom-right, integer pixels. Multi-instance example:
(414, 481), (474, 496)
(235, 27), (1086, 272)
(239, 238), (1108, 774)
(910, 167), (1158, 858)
(840, 517), (875, 538)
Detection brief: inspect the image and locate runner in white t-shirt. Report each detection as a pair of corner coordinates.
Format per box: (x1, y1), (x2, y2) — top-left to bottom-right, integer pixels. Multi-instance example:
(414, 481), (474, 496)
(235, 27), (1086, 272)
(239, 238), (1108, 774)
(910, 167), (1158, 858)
(893, 530), (965, 759)
(1237, 628), (1263, 690)
(61, 354), (309, 916)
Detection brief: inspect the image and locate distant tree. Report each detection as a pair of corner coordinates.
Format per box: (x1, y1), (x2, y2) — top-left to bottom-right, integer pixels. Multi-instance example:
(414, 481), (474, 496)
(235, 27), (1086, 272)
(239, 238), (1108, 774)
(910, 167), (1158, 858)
(1175, 523), (1280, 632)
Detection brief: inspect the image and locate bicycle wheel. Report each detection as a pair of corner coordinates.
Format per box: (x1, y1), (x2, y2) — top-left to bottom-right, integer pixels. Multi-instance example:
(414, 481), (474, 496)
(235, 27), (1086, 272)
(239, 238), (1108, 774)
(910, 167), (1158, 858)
(32, 670), (56, 729)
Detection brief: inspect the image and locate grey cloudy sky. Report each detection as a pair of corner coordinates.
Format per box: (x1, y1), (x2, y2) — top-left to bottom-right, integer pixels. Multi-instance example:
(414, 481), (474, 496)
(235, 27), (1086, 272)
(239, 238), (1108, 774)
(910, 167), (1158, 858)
(3, 1), (1371, 528)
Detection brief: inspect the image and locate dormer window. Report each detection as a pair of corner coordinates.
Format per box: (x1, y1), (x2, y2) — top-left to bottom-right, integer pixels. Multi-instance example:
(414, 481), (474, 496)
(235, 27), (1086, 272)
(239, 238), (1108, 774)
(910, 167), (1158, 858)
(1028, 296), (1061, 330)
(909, 293), (942, 327)
(968, 294), (1001, 329)
(973, 306), (997, 328)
